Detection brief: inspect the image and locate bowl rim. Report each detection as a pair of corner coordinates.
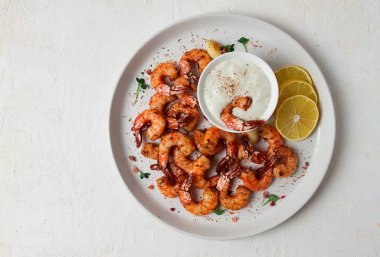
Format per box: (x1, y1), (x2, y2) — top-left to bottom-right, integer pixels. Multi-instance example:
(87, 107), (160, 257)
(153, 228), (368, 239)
(197, 51), (279, 133)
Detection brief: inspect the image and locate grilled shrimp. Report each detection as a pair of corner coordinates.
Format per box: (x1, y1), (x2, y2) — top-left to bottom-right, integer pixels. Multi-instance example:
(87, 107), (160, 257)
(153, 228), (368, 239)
(173, 148), (211, 175)
(176, 93), (198, 108)
(156, 163), (187, 198)
(217, 166), (251, 210)
(141, 142), (159, 160)
(273, 146), (298, 178)
(179, 174), (219, 216)
(259, 124), (283, 154)
(149, 93), (176, 113)
(173, 148), (217, 189)
(131, 109), (166, 147)
(220, 96), (265, 131)
(193, 129), (223, 156)
(167, 102), (199, 131)
(179, 49), (211, 91)
(158, 132), (195, 181)
(150, 62), (188, 95)
(240, 168), (273, 191)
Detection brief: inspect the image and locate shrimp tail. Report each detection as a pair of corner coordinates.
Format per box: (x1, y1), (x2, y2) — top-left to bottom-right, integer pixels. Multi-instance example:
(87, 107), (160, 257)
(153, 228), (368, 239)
(242, 120), (266, 130)
(156, 83), (187, 96)
(216, 156), (235, 174)
(162, 166), (176, 185)
(133, 130), (142, 148)
(181, 173), (193, 191)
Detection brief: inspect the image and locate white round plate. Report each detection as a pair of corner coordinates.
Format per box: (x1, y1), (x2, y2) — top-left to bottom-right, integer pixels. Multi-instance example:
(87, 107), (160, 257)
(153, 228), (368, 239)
(109, 13), (335, 240)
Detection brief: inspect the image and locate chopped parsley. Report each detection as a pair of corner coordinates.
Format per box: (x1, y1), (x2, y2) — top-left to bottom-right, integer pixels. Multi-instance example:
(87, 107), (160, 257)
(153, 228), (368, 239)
(213, 208), (225, 215)
(238, 37), (249, 52)
(133, 78), (148, 104)
(221, 44), (235, 53)
(262, 194), (280, 206)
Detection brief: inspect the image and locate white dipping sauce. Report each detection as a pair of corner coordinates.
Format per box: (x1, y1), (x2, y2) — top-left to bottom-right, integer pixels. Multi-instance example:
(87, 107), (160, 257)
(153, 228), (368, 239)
(203, 59), (271, 122)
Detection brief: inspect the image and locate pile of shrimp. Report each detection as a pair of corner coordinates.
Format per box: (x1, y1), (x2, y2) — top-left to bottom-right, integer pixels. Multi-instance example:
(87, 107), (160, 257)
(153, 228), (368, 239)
(131, 48), (298, 216)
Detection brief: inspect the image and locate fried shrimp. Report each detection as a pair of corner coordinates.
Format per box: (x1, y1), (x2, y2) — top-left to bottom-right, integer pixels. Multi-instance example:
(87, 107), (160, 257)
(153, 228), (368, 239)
(273, 146), (298, 178)
(141, 142), (159, 160)
(259, 124), (283, 153)
(217, 166), (251, 210)
(166, 102), (199, 131)
(173, 148), (211, 175)
(220, 96), (265, 131)
(156, 163), (187, 198)
(149, 93), (176, 113)
(150, 62), (188, 95)
(176, 93), (198, 108)
(131, 109), (166, 147)
(179, 174), (219, 216)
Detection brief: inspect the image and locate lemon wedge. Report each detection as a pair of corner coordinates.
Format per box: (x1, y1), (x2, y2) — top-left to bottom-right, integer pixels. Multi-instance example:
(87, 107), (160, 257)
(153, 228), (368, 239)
(275, 95), (319, 141)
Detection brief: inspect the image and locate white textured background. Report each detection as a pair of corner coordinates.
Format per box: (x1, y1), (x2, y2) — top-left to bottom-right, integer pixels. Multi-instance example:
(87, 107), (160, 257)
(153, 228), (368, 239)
(1, 0), (379, 256)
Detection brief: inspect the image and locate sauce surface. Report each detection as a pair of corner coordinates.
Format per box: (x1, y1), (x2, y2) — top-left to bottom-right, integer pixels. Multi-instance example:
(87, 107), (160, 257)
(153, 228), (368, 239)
(203, 59), (271, 123)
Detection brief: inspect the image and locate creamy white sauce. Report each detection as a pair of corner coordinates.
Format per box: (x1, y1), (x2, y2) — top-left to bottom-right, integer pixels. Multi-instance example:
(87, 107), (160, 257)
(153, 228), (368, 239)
(203, 59), (271, 123)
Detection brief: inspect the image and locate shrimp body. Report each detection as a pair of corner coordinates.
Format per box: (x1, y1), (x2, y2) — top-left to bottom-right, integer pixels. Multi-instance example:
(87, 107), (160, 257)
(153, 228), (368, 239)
(166, 102), (199, 131)
(176, 93), (198, 108)
(240, 168), (273, 191)
(173, 148), (211, 175)
(217, 167), (251, 210)
(150, 62), (188, 95)
(141, 142), (159, 160)
(156, 163), (187, 198)
(179, 49), (211, 91)
(179, 174), (218, 216)
(193, 129), (223, 156)
(259, 124), (283, 153)
(158, 132), (195, 171)
(220, 96), (265, 131)
(273, 146), (297, 178)
(179, 49), (212, 76)
(149, 93), (176, 113)
(131, 109), (166, 147)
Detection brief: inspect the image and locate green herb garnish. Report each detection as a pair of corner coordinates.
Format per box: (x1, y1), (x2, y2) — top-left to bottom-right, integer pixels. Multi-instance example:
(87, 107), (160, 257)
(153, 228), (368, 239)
(221, 44), (235, 53)
(213, 208), (225, 215)
(134, 78), (148, 104)
(138, 169), (151, 179)
(262, 194), (280, 206)
(238, 37), (249, 52)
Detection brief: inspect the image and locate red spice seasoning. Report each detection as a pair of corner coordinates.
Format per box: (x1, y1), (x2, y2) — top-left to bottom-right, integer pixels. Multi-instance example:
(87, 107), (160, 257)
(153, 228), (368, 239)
(248, 204), (253, 209)
(263, 191), (269, 198)
(146, 69), (152, 75)
(281, 195), (286, 199)
(170, 208), (175, 212)
(231, 217), (238, 222)
(132, 166), (138, 173)
(129, 156), (137, 161)
(270, 201), (275, 206)
(147, 185), (154, 190)
(150, 164), (159, 170)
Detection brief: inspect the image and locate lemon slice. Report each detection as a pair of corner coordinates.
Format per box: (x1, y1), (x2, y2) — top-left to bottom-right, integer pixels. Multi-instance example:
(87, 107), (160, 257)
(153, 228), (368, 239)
(276, 66), (313, 90)
(278, 80), (318, 108)
(275, 95), (319, 141)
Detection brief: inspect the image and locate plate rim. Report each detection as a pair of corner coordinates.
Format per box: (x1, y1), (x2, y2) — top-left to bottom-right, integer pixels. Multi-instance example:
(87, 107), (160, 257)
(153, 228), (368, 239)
(109, 12), (336, 240)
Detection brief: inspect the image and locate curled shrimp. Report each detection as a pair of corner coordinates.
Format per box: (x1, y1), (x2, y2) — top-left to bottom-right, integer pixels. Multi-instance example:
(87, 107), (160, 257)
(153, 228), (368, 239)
(158, 132), (195, 181)
(193, 129), (223, 156)
(273, 146), (298, 178)
(166, 102), (199, 131)
(173, 148), (217, 189)
(150, 62), (188, 95)
(176, 93), (198, 108)
(241, 168), (273, 191)
(259, 124), (283, 154)
(173, 148), (211, 175)
(131, 109), (166, 147)
(220, 96), (265, 131)
(156, 163), (187, 198)
(149, 93), (176, 113)
(179, 174), (219, 216)
(179, 49), (211, 91)
(141, 142), (159, 160)
(217, 166), (251, 210)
